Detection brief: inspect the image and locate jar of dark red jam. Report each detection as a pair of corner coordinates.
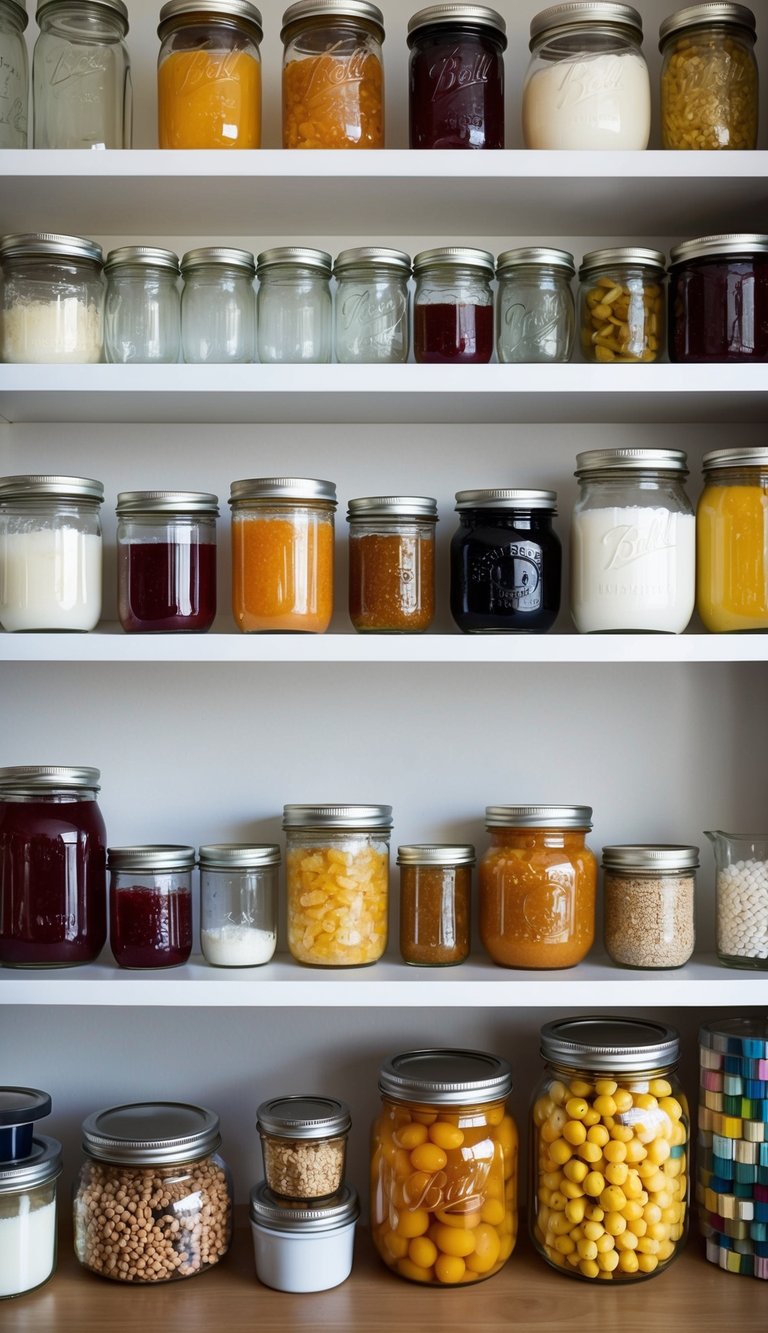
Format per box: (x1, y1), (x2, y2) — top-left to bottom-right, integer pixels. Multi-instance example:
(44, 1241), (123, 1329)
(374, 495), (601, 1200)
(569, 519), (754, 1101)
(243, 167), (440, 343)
(669, 233), (768, 363)
(0, 766), (107, 968)
(413, 247), (494, 364)
(116, 490), (218, 633)
(450, 489), (561, 633)
(407, 4), (506, 149)
(108, 845), (194, 969)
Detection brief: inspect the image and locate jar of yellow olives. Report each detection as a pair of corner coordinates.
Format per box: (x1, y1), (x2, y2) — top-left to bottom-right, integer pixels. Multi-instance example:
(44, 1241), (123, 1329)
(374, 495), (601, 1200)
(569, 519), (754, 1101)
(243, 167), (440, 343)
(371, 1048), (517, 1286)
(531, 1017), (689, 1282)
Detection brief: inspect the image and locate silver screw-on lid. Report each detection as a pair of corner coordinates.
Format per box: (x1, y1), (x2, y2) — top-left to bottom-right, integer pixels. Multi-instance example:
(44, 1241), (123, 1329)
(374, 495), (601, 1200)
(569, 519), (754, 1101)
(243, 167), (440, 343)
(82, 1103), (221, 1165)
(530, 2), (642, 44)
(485, 804), (593, 829)
(0, 765), (100, 793)
(0, 232), (103, 264)
(347, 496), (438, 521)
(229, 477), (337, 506)
(0, 1137), (63, 1195)
(455, 489), (557, 511)
(256, 247), (332, 275)
(105, 247), (180, 273)
(37, 0), (128, 29)
(198, 843), (281, 868)
(540, 1017), (680, 1072)
(397, 844), (476, 866)
(669, 233), (768, 265)
(158, 0), (263, 40)
(575, 448), (688, 478)
(281, 0), (384, 40)
(250, 1180), (359, 1233)
(181, 247), (255, 275)
(702, 447), (768, 471)
(659, 3), (755, 45)
(497, 247), (575, 276)
(107, 845), (196, 872)
(379, 1049), (513, 1105)
(334, 247), (412, 275)
(256, 1095), (351, 1139)
(602, 844), (700, 872)
(116, 491), (219, 516)
(407, 5), (506, 41)
(0, 474), (105, 503)
(580, 247), (666, 277)
(413, 246), (495, 276)
(283, 803), (392, 830)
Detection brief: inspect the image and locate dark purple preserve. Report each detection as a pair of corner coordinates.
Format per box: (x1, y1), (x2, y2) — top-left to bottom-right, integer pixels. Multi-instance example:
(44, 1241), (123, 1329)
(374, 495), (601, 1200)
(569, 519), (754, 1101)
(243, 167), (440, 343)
(118, 540), (216, 632)
(110, 886), (192, 969)
(407, 8), (506, 149)
(669, 235), (768, 363)
(414, 302), (494, 363)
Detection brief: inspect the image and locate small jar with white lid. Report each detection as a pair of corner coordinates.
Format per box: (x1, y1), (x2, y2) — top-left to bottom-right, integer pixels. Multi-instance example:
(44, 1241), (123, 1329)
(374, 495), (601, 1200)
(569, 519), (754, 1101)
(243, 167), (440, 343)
(0, 232), (104, 364)
(257, 1095), (351, 1201)
(199, 843), (279, 967)
(256, 247), (332, 364)
(250, 1181), (359, 1292)
(105, 247), (181, 364)
(496, 248), (575, 364)
(413, 247), (494, 364)
(602, 844), (698, 969)
(108, 845), (195, 970)
(334, 248), (411, 364)
(580, 247), (666, 364)
(0, 0), (28, 147)
(181, 246), (255, 363)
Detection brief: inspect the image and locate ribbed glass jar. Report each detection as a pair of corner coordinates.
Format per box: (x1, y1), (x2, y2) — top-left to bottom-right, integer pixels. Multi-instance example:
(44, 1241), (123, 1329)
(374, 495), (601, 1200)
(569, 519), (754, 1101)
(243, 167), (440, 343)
(281, 0), (385, 148)
(347, 495), (437, 633)
(104, 247), (180, 364)
(32, 0), (132, 147)
(181, 246), (255, 363)
(157, 0), (263, 148)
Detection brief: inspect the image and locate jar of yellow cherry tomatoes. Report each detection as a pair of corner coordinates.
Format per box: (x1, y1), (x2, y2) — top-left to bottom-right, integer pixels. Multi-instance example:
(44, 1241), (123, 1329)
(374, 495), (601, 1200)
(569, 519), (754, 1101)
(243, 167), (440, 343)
(531, 1017), (689, 1283)
(371, 1048), (517, 1287)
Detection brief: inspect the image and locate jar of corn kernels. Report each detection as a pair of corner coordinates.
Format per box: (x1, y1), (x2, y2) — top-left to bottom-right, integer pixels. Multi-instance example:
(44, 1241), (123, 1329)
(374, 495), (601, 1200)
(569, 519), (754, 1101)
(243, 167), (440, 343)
(660, 4), (758, 150)
(281, 0), (385, 148)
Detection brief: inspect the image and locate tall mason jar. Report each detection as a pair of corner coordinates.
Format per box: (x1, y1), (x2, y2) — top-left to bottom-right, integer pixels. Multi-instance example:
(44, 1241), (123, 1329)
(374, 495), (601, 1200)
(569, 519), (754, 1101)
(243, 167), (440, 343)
(181, 247), (256, 363)
(33, 0), (132, 148)
(660, 3), (758, 150)
(496, 248), (575, 364)
(0, 232), (105, 364)
(407, 4), (506, 150)
(413, 247), (494, 364)
(256, 248), (332, 364)
(281, 0), (385, 148)
(116, 490), (218, 633)
(0, 0), (28, 147)
(697, 447), (768, 632)
(347, 495), (437, 633)
(334, 248), (411, 364)
(157, 0), (263, 149)
(104, 247), (180, 364)
(199, 843), (279, 967)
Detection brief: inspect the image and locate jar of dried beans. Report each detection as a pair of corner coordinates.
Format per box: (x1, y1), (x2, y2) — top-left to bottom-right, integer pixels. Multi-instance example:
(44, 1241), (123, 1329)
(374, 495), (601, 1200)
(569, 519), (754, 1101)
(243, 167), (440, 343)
(281, 0), (385, 148)
(257, 1095), (351, 1200)
(398, 844), (474, 966)
(347, 495), (437, 633)
(602, 844), (698, 969)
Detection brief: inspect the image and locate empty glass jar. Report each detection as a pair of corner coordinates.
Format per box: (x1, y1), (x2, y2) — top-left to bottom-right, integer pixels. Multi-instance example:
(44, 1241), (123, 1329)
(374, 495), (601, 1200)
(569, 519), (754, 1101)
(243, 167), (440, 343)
(256, 248), (332, 364)
(334, 248), (411, 364)
(105, 247), (180, 364)
(108, 845), (195, 970)
(281, 0), (385, 148)
(199, 843), (279, 967)
(0, 232), (105, 365)
(116, 489), (218, 633)
(181, 247), (255, 363)
(413, 247), (494, 364)
(33, 0), (132, 148)
(0, 0), (28, 147)
(347, 495), (437, 633)
(157, 0), (263, 148)
(496, 248), (575, 364)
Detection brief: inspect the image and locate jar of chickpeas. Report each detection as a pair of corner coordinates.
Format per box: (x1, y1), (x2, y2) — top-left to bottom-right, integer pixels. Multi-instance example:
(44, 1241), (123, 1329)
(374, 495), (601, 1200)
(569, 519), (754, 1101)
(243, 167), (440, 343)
(531, 1017), (689, 1283)
(371, 1048), (517, 1286)
(579, 248), (666, 365)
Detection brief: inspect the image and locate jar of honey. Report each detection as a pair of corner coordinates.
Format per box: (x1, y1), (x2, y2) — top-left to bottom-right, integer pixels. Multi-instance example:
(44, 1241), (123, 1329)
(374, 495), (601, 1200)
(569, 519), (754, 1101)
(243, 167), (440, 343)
(697, 447), (768, 631)
(397, 844), (474, 966)
(347, 496), (437, 633)
(281, 0), (385, 148)
(157, 0), (263, 149)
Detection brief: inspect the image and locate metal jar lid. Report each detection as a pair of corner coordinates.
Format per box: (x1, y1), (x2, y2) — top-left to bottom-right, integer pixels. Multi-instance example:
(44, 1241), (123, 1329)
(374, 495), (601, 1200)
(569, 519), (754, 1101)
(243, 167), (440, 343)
(397, 844), (476, 866)
(669, 233), (768, 266)
(540, 1017), (680, 1072)
(229, 477), (337, 507)
(116, 491), (219, 516)
(379, 1049), (513, 1106)
(4, 1), (28, 29)
(334, 247), (411, 276)
(455, 489), (557, 511)
(602, 844), (700, 872)
(0, 232), (103, 265)
(0, 474), (105, 504)
(105, 246), (180, 274)
(530, 2), (642, 44)
(485, 804), (593, 829)
(407, 5), (507, 42)
(702, 446), (768, 471)
(283, 803), (392, 831)
(281, 1), (384, 41)
(659, 3), (755, 45)
(199, 843), (281, 868)
(37, 0), (128, 29)
(413, 246), (495, 277)
(251, 1181), (359, 1233)
(107, 845), (197, 872)
(497, 247), (575, 276)
(256, 247), (332, 276)
(0, 1088), (52, 1127)
(580, 247), (666, 278)
(158, 0), (263, 40)
(575, 448), (688, 478)
(347, 496), (438, 521)
(0, 765), (101, 794)
(181, 247), (255, 275)
(82, 1102), (221, 1165)
(0, 1137), (63, 1196)
(256, 1095), (351, 1140)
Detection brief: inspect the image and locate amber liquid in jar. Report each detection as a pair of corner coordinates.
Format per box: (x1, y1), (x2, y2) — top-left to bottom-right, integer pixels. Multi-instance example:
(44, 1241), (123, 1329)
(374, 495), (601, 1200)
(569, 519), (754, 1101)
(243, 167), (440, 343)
(399, 862), (471, 965)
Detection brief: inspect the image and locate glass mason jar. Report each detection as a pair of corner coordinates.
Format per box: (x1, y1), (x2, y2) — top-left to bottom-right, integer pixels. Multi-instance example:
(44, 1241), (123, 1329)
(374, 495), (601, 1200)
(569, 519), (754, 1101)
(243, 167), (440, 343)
(116, 490), (218, 634)
(496, 248), (575, 364)
(571, 448), (696, 634)
(669, 233), (768, 363)
(523, 2), (651, 149)
(579, 247), (665, 364)
(697, 447), (768, 632)
(0, 474), (104, 632)
(407, 4), (506, 150)
(0, 232), (105, 365)
(0, 765), (107, 968)
(660, 3), (758, 150)
(706, 829), (768, 969)
(397, 844), (474, 966)
(602, 844), (698, 969)
(230, 477), (337, 633)
(199, 842), (279, 966)
(257, 1095), (351, 1200)
(283, 803), (391, 966)
(104, 247), (181, 364)
(347, 495), (437, 633)
(256, 247), (332, 364)
(32, 0), (132, 148)
(371, 1048), (518, 1286)
(480, 805), (596, 969)
(413, 247), (494, 364)
(157, 0), (263, 148)
(74, 1101), (233, 1282)
(0, 1136), (62, 1299)
(108, 845), (195, 970)
(281, 0), (385, 148)
(531, 1017), (689, 1282)
(0, 0), (28, 147)
(334, 247), (411, 364)
(250, 1181), (359, 1292)
(450, 489), (561, 634)
(180, 247), (255, 364)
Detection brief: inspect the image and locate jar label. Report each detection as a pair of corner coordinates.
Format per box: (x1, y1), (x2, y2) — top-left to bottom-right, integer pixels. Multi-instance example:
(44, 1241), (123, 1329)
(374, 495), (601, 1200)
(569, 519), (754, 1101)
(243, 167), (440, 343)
(471, 542), (543, 612)
(553, 57), (627, 113)
(303, 44), (369, 108)
(600, 512), (677, 572)
(338, 286), (407, 355)
(427, 46), (493, 102)
(45, 48), (111, 91)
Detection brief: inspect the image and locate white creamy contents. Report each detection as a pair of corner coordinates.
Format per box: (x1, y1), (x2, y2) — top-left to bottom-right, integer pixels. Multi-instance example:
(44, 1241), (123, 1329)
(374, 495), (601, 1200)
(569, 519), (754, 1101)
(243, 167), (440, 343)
(2, 297), (103, 363)
(201, 925), (276, 966)
(523, 53), (651, 149)
(0, 1197), (56, 1297)
(0, 529), (102, 631)
(571, 507), (695, 633)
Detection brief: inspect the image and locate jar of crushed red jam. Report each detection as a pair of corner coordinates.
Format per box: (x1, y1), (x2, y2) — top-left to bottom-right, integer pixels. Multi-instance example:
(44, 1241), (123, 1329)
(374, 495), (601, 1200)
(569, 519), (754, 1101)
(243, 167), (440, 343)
(450, 489), (561, 633)
(669, 233), (768, 363)
(407, 4), (506, 149)
(108, 845), (194, 969)
(281, 0), (385, 148)
(398, 844), (474, 966)
(413, 247), (494, 364)
(347, 495), (437, 633)
(0, 766), (106, 968)
(116, 491), (218, 634)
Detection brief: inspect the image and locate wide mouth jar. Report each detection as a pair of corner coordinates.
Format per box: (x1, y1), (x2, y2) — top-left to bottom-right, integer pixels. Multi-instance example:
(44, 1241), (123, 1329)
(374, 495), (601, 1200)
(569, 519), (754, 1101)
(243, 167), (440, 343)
(256, 1095), (352, 1200)
(0, 234), (105, 364)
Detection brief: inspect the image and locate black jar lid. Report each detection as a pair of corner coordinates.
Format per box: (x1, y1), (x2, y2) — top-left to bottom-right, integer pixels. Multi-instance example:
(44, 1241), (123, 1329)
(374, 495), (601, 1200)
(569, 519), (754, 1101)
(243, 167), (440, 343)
(455, 488), (557, 511)
(0, 1088), (53, 1163)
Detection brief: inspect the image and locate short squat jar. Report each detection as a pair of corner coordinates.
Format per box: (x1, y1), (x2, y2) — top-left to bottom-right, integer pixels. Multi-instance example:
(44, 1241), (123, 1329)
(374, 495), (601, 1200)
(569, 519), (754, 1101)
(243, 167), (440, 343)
(74, 1102), (233, 1283)
(0, 232), (104, 365)
(398, 843), (474, 966)
(531, 1017), (689, 1282)
(116, 490), (218, 634)
(334, 248), (410, 364)
(697, 447), (768, 632)
(413, 247), (494, 364)
(105, 247), (180, 364)
(199, 843), (279, 967)
(450, 489), (561, 634)
(496, 247), (575, 364)
(281, 0), (385, 148)
(33, 0), (132, 148)
(580, 247), (666, 364)
(157, 0), (263, 149)
(181, 247), (255, 364)
(250, 1181), (359, 1292)
(602, 844), (698, 969)
(347, 495), (437, 633)
(371, 1048), (518, 1286)
(108, 844), (194, 970)
(669, 233), (768, 363)
(256, 248), (332, 364)
(257, 1095), (351, 1201)
(660, 3), (758, 150)
(0, 1136), (62, 1299)
(407, 4), (506, 150)
(0, 0), (28, 147)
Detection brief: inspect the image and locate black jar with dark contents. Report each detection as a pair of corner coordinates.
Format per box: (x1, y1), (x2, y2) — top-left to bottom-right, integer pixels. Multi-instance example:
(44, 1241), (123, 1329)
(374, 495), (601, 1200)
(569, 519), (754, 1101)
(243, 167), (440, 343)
(407, 4), (507, 149)
(450, 488), (561, 633)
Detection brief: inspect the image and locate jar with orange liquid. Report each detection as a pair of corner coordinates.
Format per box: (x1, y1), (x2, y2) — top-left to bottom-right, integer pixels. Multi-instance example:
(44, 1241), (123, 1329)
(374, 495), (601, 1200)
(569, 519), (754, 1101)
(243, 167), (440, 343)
(157, 0), (263, 149)
(697, 447), (768, 632)
(281, 0), (385, 148)
(229, 477), (336, 633)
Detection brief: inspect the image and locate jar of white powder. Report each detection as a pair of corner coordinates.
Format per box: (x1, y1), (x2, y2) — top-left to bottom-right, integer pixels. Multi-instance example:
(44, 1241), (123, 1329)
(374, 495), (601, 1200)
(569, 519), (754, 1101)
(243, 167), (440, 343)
(0, 1134), (62, 1300)
(0, 232), (105, 363)
(199, 843), (279, 967)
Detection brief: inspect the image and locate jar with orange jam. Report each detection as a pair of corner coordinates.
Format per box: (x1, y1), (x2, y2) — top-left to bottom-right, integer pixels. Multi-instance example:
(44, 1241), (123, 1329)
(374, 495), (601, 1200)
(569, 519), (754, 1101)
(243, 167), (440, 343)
(371, 1048), (517, 1286)
(281, 0), (385, 148)
(157, 0), (263, 149)
(697, 447), (768, 632)
(479, 805), (596, 969)
(230, 478), (336, 633)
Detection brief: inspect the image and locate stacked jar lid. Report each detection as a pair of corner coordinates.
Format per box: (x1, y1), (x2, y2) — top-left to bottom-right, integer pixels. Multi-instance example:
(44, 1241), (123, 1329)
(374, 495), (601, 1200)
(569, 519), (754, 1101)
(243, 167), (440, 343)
(0, 1088), (62, 1299)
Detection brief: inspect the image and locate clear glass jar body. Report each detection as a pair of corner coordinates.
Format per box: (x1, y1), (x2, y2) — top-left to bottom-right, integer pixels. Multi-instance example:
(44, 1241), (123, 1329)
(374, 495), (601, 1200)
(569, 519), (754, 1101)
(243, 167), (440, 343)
(399, 860), (472, 966)
(450, 504), (562, 634)
(257, 263), (332, 364)
(1, 250), (105, 364)
(707, 829), (768, 969)
(660, 20), (758, 150)
(105, 262), (180, 364)
(32, 0), (132, 148)
(0, 496), (103, 631)
(200, 859), (278, 967)
(181, 260), (255, 364)
(580, 260), (665, 364)
(0, 0), (28, 148)
(414, 261), (494, 364)
(669, 250), (768, 363)
(282, 9), (384, 148)
(496, 262), (575, 364)
(231, 500), (335, 633)
(334, 262), (410, 364)
(349, 517), (435, 633)
(0, 1173), (59, 1298)
(260, 1132), (347, 1201)
(697, 462), (768, 631)
(157, 13), (262, 149)
(117, 512), (216, 633)
(603, 868), (696, 969)
(285, 827), (389, 967)
(408, 16), (505, 150)
(109, 864), (193, 969)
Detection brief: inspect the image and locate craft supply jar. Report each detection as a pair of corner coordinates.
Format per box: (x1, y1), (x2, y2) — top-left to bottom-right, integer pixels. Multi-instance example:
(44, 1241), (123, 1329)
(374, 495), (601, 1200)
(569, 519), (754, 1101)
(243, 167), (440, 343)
(0, 1136), (62, 1299)
(407, 4), (506, 149)
(0, 232), (105, 365)
(669, 234), (768, 363)
(531, 1017), (689, 1282)
(334, 248), (411, 364)
(450, 489), (561, 634)
(74, 1101), (233, 1283)
(104, 247), (181, 364)
(0, 766), (107, 968)
(0, 474), (104, 632)
(371, 1048), (518, 1286)
(602, 844), (698, 969)
(579, 247), (665, 365)
(256, 248), (332, 364)
(496, 248), (575, 364)
(347, 495), (437, 633)
(250, 1182), (359, 1292)
(283, 803), (391, 967)
(660, 3), (758, 150)
(116, 490), (218, 634)
(697, 447), (768, 632)
(199, 843), (279, 967)
(108, 845), (195, 970)
(157, 0), (263, 148)
(32, 0), (132, 148)
(180, 247), (255, 364)
(230, 477), (336, 633)
(0, 0), (28, 147)
(398, 844), (474, 966)
(479, 805), (596, 969)
(571, 448), (696, 634)
(281, 0), (385, 148)
(706, 829), (768, 968)
(414, 247), (494, 364)
(257, 1096), (351, 1201)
